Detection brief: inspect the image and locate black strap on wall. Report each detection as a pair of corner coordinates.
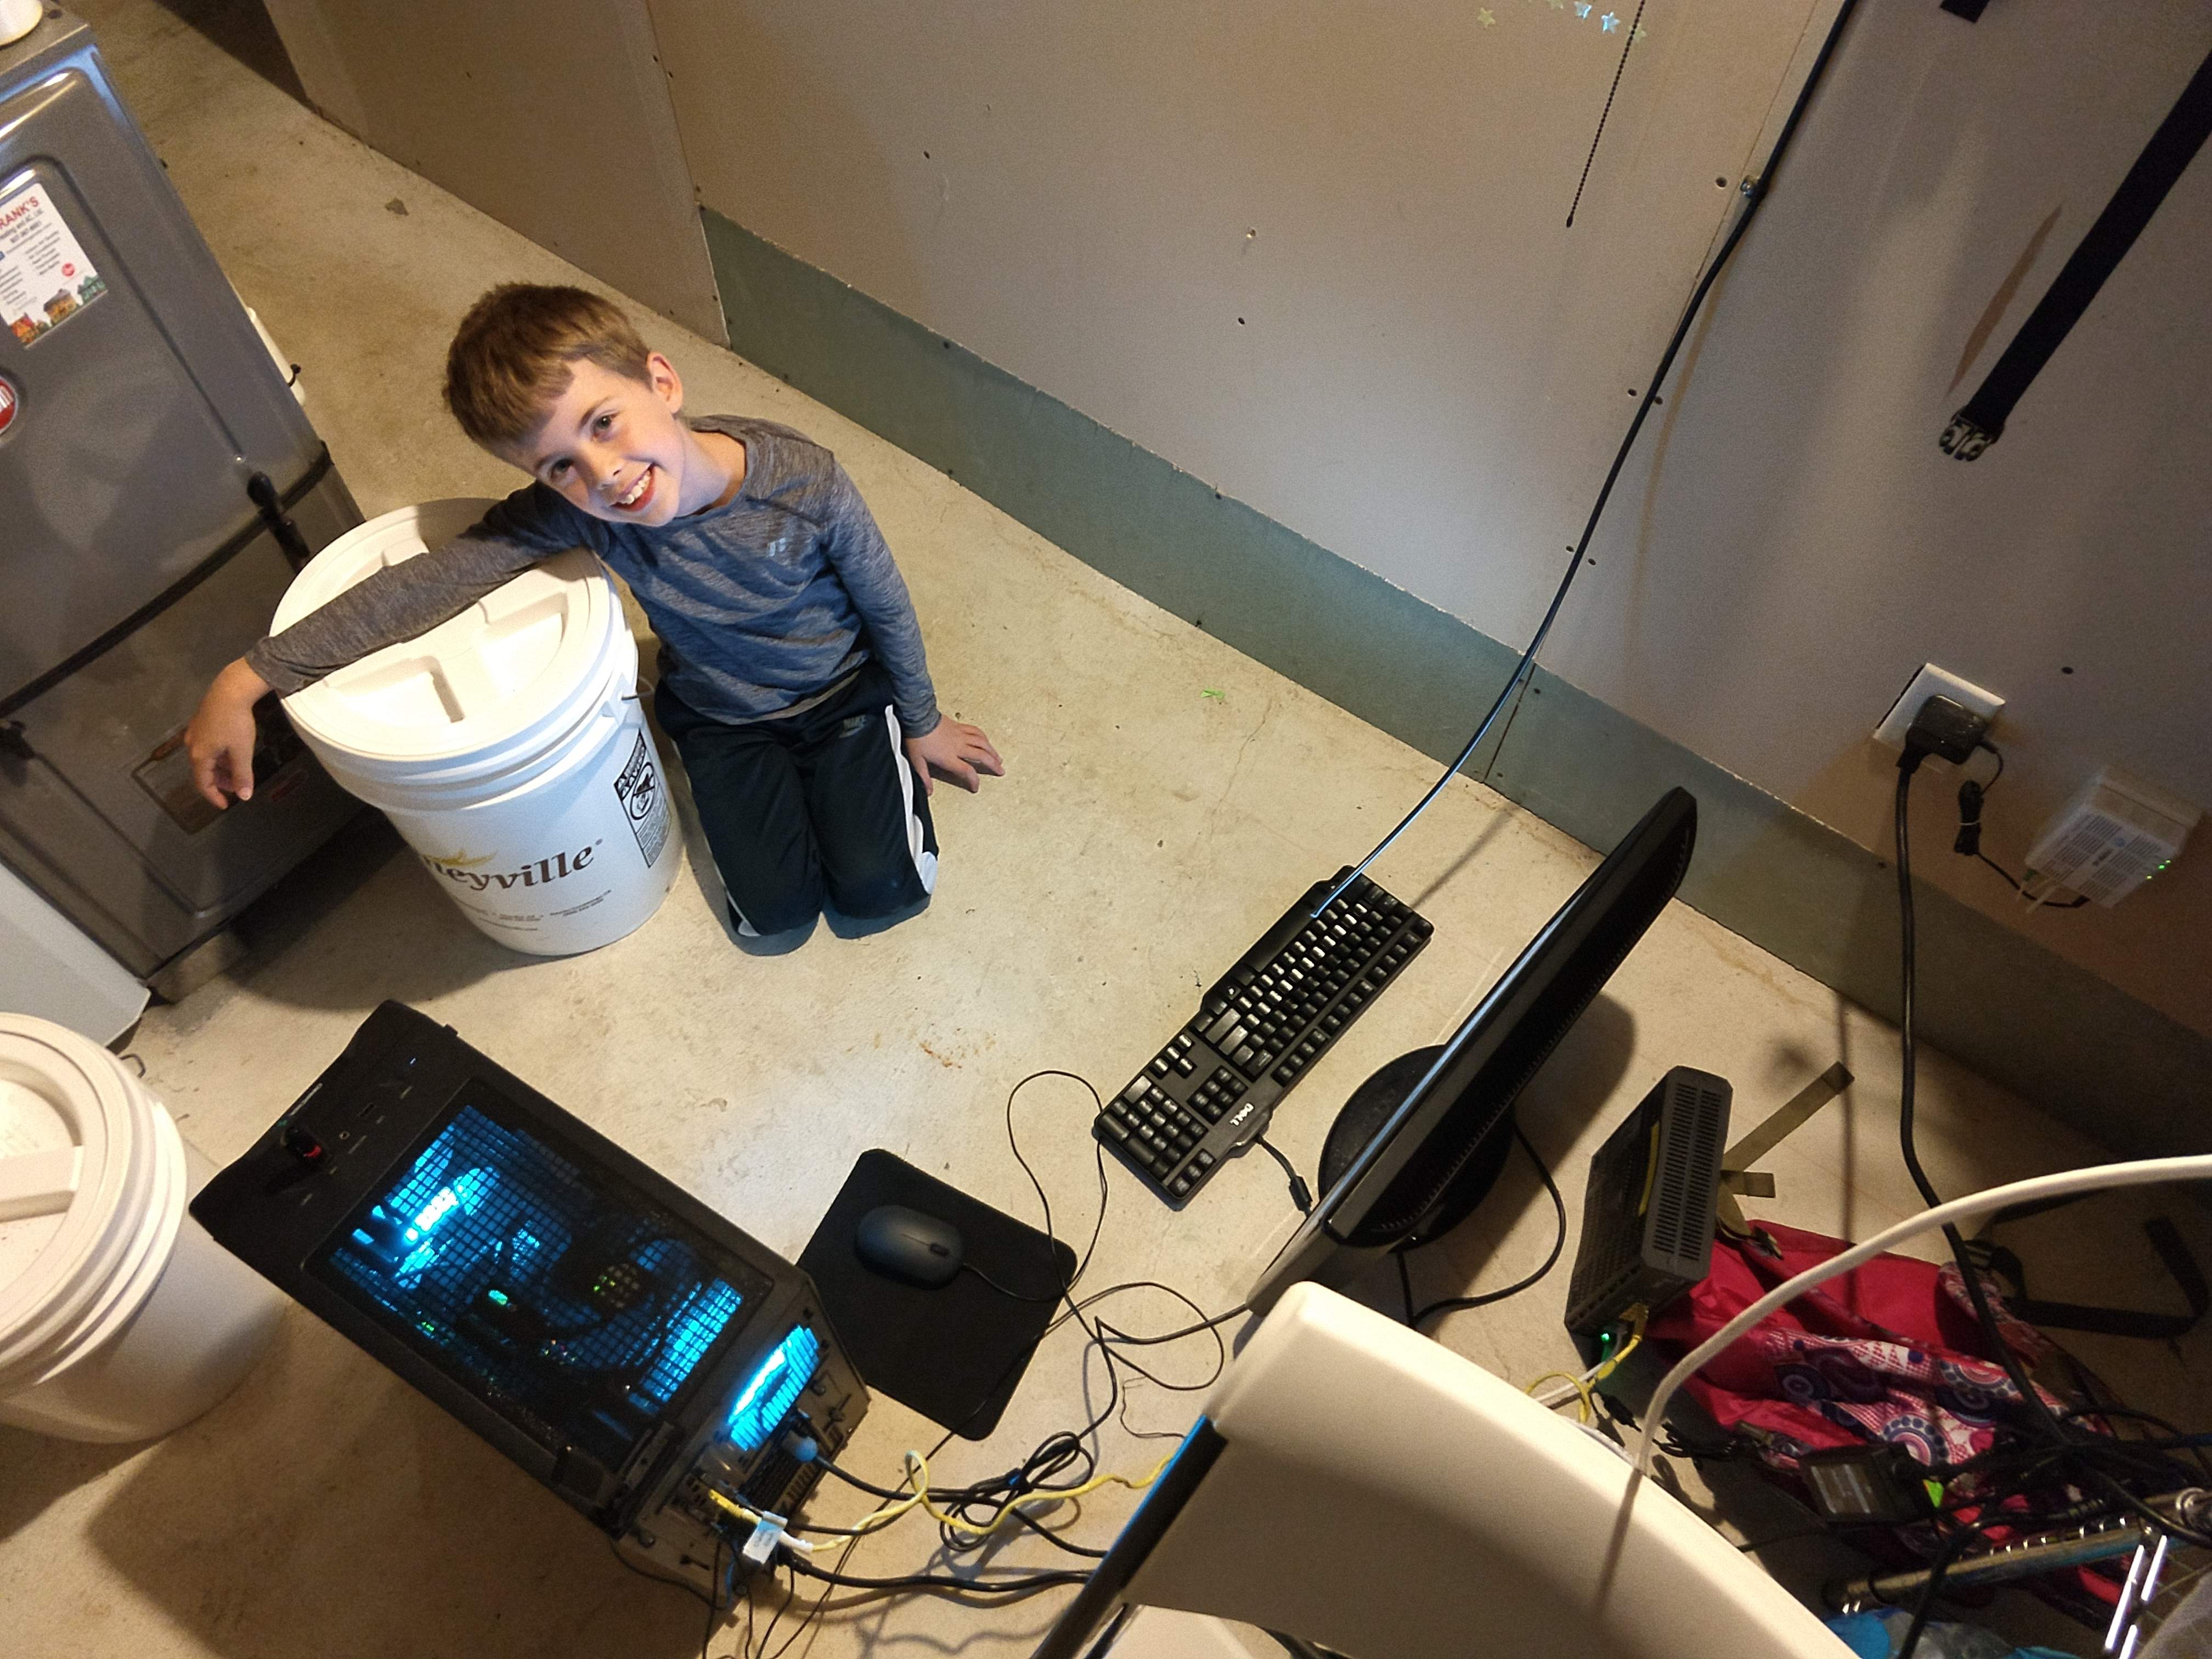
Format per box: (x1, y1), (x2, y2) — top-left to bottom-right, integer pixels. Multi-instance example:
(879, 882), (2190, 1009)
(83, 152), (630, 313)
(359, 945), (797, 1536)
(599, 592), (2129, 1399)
(1942, 43), (2212, 460)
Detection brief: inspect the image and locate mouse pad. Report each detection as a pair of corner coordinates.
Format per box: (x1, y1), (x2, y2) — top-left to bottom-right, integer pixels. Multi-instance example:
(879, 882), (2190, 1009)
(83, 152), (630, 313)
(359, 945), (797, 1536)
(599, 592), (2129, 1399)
(799, 1149), (1074, 1440)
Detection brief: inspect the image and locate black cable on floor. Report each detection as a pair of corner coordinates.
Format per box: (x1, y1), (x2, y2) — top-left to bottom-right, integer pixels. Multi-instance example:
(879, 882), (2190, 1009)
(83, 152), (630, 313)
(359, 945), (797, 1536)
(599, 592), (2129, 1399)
(961, 1259), (1062, 1302)
(1894, 1516), (2000, 1659)
(781, 1555), (1090, 1596)
(1255, 1135), (1314, 1214)
(1404, 1123), (1568, 1328)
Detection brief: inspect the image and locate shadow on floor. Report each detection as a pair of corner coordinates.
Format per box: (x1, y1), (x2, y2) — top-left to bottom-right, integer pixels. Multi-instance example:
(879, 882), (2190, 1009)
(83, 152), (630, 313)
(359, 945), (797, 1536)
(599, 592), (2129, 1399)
(0, 1424), (139, 1545)
(81, 1313), (708, 1659)
(146, 0), (304, 103)
(1335, 992), (1640, 1324)
(1405, 798), (1517, 914)
(216, 810), (522, 1011)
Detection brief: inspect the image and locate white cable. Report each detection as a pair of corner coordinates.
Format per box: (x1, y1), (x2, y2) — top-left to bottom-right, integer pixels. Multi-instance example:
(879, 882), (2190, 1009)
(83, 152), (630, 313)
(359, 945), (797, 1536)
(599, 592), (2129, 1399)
(1633, 1154), (2212, 1475)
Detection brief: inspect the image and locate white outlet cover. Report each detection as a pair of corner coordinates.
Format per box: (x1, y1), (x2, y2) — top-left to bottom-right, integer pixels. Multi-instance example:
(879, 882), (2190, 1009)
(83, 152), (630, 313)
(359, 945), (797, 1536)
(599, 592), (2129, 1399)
(1873, 664), (2006, 749)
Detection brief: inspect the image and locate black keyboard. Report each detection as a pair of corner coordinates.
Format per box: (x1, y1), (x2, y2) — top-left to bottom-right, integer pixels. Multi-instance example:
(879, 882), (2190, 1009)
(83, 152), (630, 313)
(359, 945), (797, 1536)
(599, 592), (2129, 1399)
(1094, 868), (1434, 1206)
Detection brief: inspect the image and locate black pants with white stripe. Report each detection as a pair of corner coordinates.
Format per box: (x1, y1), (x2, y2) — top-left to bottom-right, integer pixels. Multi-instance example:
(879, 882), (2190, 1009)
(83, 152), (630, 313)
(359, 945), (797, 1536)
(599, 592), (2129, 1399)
(655, 660), (937, 938)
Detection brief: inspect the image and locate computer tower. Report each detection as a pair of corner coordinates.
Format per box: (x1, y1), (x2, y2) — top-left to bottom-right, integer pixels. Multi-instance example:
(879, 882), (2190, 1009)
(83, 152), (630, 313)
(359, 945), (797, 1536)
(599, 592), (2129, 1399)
(1562, 1065), (1730, 1339)
(190, 1001), (867, 1592)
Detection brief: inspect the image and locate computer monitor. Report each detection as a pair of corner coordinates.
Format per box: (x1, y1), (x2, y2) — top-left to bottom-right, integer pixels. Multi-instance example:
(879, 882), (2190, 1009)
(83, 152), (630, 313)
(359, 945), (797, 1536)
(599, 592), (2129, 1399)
(1248, 787), (1697, 1314)
(1031, 1280), (1846, 1659)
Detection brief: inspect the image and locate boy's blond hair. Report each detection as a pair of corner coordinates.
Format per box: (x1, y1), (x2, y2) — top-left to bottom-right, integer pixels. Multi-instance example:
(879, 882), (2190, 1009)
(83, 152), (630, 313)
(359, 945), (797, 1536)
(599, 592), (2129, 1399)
(443, 284), (652, 450)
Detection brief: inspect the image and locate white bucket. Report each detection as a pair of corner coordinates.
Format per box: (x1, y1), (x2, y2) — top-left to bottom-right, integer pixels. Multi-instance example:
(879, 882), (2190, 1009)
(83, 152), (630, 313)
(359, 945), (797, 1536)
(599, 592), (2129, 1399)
(272, 500), (681, 955)
(0, 1016), (285, 1442)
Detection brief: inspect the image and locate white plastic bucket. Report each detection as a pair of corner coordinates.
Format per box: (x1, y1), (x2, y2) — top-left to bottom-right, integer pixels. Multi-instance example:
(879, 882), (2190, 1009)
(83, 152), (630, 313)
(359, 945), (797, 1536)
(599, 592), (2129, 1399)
(0, 1016), (284, 1442)
(272, 500), (681, 955)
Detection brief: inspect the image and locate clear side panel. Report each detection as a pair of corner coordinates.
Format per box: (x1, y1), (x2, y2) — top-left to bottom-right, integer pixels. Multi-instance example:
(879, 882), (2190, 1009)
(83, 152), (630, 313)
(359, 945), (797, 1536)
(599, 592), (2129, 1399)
(311, 1080), (773, 1475)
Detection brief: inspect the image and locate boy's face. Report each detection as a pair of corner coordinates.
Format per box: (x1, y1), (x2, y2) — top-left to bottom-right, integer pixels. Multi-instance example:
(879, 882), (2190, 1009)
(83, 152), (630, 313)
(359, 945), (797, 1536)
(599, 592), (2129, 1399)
(504, 353), (718, 527)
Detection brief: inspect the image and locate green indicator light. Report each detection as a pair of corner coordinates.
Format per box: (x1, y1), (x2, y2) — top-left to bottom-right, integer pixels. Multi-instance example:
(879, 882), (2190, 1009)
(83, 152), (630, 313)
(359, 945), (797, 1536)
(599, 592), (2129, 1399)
(487, 1288), (509, 1306)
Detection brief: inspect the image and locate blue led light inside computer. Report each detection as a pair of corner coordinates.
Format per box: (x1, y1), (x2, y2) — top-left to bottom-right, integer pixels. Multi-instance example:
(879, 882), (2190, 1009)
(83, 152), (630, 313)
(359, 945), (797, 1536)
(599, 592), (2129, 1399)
(319, 1102), (751, 1469)
(726, 1326), (820, 1454)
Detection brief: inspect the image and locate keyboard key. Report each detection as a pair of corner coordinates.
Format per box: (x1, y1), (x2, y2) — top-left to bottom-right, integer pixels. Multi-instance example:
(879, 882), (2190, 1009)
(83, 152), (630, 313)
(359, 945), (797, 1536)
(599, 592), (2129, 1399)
(1109, 869), (1429, 1207)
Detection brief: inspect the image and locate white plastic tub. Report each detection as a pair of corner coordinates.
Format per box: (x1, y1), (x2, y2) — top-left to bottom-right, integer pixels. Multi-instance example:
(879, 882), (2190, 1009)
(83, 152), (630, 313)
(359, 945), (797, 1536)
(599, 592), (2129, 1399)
(271, 499), (681, 955)
(0, 1016), (284, 1442)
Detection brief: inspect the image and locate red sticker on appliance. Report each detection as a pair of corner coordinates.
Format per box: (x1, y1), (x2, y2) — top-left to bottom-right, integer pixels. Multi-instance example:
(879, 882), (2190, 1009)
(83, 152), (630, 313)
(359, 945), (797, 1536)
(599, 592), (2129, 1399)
(0, 376), (18, 438)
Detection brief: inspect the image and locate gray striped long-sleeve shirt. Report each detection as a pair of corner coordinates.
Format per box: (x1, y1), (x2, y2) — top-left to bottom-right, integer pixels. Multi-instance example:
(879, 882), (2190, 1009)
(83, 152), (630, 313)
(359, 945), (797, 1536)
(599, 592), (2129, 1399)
(245, 416), (942, 736)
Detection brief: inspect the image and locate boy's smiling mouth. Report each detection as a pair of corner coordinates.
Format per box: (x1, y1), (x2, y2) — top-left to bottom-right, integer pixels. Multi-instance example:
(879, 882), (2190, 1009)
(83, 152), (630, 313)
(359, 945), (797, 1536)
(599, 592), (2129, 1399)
(610, 466), (656, 511)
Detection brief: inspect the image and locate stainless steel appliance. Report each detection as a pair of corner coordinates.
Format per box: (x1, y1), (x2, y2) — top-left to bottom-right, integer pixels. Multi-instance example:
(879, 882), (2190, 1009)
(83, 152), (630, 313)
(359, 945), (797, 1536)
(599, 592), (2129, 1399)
(1, 9), (360, 995)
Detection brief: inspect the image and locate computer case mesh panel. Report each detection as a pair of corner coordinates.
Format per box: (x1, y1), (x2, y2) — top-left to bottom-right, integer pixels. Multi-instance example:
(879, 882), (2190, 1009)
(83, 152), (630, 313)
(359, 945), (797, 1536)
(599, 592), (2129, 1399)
(318, 1102), (751, 1471)
(191, 1002), (868, 1593)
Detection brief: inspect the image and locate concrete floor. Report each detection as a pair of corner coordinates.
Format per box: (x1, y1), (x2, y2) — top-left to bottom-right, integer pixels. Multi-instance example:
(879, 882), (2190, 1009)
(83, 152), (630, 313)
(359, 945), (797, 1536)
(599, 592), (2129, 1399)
(4, 2), (2209, 1655)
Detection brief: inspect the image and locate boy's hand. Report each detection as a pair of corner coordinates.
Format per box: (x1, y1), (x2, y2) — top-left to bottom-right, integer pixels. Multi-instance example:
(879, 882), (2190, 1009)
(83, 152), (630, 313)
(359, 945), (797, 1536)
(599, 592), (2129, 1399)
(184, 658), (275, 809)
(904, 718), (1003, 796)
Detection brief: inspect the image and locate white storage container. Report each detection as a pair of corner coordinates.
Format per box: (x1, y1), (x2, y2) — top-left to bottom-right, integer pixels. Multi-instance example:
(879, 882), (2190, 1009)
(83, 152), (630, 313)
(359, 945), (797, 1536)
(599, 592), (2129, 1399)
(0, 1015), (283, 1442)
(271, 500), (681, 955)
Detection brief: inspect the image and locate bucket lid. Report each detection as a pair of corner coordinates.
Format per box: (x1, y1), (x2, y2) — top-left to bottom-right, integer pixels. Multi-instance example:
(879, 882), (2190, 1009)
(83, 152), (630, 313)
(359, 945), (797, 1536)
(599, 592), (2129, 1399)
(0, 1016), (159, 1392)
(273, 499), (617, 765)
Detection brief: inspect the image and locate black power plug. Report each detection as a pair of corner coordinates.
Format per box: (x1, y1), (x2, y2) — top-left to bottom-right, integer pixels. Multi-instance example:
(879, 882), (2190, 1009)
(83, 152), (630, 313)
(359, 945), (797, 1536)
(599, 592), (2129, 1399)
(1898, 695), (1991, 774)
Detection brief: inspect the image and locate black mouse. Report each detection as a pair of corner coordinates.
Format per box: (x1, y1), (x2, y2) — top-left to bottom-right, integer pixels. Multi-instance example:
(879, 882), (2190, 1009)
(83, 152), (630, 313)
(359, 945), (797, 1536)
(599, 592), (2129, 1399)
(853, 1204), (964, 1288)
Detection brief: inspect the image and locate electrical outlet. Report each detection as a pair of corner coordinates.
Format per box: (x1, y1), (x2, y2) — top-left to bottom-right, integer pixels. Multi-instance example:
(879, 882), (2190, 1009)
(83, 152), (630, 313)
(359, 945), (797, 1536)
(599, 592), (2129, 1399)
(1873, 664), (2005, 751)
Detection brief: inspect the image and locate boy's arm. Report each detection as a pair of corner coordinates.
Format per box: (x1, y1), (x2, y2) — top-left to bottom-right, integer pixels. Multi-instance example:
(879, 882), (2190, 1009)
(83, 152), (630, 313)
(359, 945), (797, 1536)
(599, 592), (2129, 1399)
(245, 489), (594, 692)
(812, 459), (1002, 794)
(811, 461), (939, 737)
(186, 488), (596, 808)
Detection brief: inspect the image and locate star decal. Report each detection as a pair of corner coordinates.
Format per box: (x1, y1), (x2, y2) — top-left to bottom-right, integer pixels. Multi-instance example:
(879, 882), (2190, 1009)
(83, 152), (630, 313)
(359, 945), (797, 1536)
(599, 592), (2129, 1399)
(1600, 10), (1620, 30)
(1478, 5), (1496, 21)
(1575, 2), (1592, 15)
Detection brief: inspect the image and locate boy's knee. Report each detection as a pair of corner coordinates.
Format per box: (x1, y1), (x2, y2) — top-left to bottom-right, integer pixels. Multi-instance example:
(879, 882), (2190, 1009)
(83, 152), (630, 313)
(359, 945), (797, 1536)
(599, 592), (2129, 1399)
(730, 890), (819, 936)
(825, 856), (929, 921)
(721, 865), (821, 938)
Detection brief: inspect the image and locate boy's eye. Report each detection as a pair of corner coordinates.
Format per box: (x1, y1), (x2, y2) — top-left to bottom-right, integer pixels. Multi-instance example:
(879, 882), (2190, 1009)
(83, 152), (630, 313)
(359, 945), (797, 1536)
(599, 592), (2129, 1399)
(548, 459), (571, 478)
(593, 413), (616, 435)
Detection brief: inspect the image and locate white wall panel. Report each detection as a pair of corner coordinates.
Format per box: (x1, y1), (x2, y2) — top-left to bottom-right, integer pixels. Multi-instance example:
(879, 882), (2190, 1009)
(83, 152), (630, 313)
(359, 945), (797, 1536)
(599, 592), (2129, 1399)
(262, 0), (724, 341)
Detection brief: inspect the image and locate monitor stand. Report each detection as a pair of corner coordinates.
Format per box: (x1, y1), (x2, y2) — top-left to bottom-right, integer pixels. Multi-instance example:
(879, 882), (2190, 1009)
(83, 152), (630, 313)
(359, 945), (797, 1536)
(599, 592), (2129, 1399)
(1316, 1046), (1516, 1249)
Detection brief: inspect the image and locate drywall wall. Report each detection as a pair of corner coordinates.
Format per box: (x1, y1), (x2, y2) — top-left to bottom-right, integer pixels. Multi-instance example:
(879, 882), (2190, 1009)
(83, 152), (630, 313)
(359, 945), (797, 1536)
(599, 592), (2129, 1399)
(259, 0), (724, 341)
(646, 0), (1816, 631)
(1546, 0), (2212, 1040)
(648, 0), (2210, 1037)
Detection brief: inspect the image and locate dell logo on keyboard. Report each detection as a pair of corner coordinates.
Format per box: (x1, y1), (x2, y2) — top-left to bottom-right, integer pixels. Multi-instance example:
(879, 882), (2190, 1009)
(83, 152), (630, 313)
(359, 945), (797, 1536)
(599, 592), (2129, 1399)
(1226, 1101), (1257, 1132)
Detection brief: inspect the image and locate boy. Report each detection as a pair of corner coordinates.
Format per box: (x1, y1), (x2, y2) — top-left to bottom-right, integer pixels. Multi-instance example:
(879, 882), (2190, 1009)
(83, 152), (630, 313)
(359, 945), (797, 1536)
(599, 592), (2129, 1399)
(186, 284), (1002, 944)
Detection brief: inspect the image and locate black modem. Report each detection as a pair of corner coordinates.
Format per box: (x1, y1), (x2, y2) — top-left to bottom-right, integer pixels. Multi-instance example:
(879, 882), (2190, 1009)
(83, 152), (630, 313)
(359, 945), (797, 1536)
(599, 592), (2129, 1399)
(1562, 1066), (1730, 1338)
